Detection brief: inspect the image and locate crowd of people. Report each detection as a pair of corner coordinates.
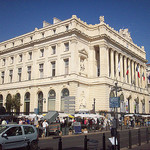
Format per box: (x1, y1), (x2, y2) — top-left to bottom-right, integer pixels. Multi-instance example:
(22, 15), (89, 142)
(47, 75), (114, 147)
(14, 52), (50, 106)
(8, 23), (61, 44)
(0, 114), (150, 138)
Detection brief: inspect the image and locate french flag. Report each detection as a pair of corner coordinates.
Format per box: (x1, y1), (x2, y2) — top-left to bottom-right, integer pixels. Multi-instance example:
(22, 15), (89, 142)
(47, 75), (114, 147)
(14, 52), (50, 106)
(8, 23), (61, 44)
(136, 65), (140, 78)
(126, 66), (129, 75)
(142, 73), (145, 81)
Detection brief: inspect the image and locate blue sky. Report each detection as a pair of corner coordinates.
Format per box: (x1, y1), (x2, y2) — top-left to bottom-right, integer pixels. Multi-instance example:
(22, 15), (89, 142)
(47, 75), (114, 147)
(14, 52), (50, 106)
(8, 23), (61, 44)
(0, 0), (150, 63)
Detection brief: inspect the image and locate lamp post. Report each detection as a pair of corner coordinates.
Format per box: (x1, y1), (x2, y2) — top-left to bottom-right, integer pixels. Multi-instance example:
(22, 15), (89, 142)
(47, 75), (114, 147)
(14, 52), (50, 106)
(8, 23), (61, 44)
(111, 82), (122, 150)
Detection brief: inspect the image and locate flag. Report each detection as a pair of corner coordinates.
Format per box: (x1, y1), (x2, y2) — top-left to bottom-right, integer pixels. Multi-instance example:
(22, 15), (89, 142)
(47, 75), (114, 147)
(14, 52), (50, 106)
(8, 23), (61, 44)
(136, 65), (140, 78)
(142, 73), (145, 81)
(126, 66), (129, 75)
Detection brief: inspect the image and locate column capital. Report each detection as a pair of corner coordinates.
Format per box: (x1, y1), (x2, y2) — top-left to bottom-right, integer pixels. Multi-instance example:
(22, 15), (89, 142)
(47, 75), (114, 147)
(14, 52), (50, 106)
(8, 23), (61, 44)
(70, 39), (77, 44)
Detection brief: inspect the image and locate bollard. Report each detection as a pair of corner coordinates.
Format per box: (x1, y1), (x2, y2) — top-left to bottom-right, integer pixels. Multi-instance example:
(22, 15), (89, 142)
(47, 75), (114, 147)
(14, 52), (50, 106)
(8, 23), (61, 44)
(64, 125), (67, 135)
(58, 137), (62, 150)
(138, 129), (141, 146)
(129, 130), (132, 149)
(102, 133), (106, 150)
(146, 128), (149, 143)
(117, 132), (120, 150)
(84, 135), (88, 150)
(121, 124), (122, 130)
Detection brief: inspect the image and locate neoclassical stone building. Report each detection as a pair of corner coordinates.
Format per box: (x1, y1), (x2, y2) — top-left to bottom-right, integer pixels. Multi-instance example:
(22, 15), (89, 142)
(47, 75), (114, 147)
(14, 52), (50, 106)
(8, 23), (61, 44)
(0, 15), (149, 114)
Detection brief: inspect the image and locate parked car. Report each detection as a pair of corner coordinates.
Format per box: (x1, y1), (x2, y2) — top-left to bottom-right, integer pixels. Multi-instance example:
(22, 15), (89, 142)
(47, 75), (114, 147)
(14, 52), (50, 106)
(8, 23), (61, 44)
(0, 124), (38, 150)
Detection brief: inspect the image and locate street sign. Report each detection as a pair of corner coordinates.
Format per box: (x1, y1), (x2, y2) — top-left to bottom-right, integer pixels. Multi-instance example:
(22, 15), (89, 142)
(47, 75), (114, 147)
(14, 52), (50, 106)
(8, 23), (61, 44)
(63, 96), (75, 114)
(109, 97), (120, 108)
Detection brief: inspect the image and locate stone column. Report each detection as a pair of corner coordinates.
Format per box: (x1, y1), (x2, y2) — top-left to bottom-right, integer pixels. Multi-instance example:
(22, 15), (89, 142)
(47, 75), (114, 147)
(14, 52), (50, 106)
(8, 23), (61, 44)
(99, 44), (109, 77)
(124, 57), (127, 83)
(128, 59), (131, 84)
(115, 52), (119, 80)
(89, 46), (95, 77)
(131, 60), (134, 85)
(120, 55), (123, 82)
(111, 49), (114, 79)
(138, 65), (141, 87)
(135, 63), (138, 86)
(144, 66), (146, 88)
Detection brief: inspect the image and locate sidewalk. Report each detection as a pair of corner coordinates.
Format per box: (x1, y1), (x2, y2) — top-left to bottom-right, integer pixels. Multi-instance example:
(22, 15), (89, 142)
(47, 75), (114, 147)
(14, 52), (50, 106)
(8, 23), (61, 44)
(121, 142), (150, 150)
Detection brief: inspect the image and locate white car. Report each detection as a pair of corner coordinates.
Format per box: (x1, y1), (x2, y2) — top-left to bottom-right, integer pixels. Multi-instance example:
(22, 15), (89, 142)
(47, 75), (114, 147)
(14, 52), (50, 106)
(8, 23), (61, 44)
(0, 124), (38, 150)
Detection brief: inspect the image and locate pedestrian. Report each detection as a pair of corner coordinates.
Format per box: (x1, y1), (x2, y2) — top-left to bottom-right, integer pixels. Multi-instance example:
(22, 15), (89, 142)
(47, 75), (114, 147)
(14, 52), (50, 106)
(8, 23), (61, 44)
(42, 119), (48, 137)
(1, 118), (7, 125)
(19, 119), (23, 125)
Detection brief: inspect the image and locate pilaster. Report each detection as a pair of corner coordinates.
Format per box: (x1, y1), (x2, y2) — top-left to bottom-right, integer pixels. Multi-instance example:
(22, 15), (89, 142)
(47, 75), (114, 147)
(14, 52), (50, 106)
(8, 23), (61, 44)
(89, 46), (95, 77)
(70, 39), (77, 74)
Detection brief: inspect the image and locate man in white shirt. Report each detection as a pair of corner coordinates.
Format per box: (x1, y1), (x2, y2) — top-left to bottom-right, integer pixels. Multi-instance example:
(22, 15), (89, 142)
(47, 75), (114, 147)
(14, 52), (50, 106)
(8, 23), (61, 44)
(42, 120), (48, 137)
(1, 119), (7, 125)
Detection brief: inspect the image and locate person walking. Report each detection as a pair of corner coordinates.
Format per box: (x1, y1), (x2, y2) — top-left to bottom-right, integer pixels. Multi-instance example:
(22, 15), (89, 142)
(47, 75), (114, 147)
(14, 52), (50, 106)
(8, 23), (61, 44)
(1, 118), (7, 125)
(42, 120), (48, 137)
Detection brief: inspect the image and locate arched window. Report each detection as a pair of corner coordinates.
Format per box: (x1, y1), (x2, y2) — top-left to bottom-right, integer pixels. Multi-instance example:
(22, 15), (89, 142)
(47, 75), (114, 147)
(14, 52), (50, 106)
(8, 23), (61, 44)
(0, 95), (3, 107)
(109, 91), (115, 112)
(38, 91), (43, 114)
(61, 88), (69, 112)
(141, 99), (145, 113)
(48, 90), (56, 111)
(134, 97), (139, 114)
(24, 92), (30, 115)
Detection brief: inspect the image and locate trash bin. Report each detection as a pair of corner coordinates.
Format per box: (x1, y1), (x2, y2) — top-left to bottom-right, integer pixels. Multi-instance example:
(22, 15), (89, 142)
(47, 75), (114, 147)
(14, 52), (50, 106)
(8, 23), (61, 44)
(87, 139), (98, 150)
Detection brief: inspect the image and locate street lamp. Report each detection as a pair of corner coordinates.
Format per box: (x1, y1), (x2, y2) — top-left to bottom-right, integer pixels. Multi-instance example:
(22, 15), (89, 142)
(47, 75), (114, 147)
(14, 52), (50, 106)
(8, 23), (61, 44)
(110, 82), (122, 150)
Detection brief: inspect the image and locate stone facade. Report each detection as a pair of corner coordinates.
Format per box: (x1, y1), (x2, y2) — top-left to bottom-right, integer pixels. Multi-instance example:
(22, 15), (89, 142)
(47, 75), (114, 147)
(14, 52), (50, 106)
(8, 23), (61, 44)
(0, 15), (149, 114)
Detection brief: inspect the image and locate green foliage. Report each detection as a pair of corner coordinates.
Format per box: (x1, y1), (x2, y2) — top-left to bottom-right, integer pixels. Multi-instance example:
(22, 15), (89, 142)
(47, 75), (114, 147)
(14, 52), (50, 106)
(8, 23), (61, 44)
(5, 94), (22, 113)
(5, 94), (12, 112)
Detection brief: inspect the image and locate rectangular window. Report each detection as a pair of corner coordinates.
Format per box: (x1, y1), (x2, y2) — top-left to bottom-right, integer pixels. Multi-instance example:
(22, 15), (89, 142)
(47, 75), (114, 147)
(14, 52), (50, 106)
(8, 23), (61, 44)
(27, 66), (31, 80)
(53, 29), (56, 34)
(51, 61), (56, 77)
(9, 70), (13, 83)
(66, 25), (69, 31)
(64, 59), (69, 75)
(19, 54), (22, 62)
(52, 46), (56, 54)
(10, 57), (14, 64)
(64, 42), (69, 51)
(1, 71), (4, 84)
(40, 49), (44, 57)
(39, 64), (44, 78)
(28, 52), (32, 60)
(18, 68), (22, 82)
(2, 59), (5, 66)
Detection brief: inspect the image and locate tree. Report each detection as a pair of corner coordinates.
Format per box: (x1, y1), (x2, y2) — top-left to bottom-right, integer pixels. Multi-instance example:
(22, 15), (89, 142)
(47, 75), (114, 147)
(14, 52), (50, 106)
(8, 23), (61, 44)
(12, 95), (22, 113)
(5, 94), (12, 113)
(5, 94), (22, 114)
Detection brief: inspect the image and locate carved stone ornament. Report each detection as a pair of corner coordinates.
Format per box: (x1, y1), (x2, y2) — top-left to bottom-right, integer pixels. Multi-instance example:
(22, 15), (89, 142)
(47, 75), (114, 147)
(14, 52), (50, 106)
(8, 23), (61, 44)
(80, 58), (85, 71)
(119, 28), (133, 42)
(79, 91), (86, 109)
(78, 49), (88, 57)
(99, 16), (104, 23)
